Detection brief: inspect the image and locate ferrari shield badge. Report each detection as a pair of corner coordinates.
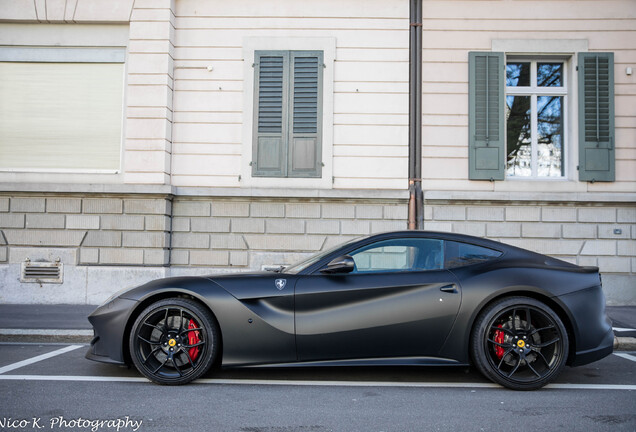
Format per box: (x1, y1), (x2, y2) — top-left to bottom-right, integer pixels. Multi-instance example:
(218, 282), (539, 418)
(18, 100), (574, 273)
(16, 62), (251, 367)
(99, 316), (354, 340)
(275, 279), (287, 290)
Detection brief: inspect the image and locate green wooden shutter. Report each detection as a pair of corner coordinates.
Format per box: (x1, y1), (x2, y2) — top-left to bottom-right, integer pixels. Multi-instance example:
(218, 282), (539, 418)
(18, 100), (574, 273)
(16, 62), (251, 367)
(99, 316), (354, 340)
(578, 52), (615, 182)
(468, 52), (505, 180)
(289, 51), (323, 178)
(253, 51), (289, 177)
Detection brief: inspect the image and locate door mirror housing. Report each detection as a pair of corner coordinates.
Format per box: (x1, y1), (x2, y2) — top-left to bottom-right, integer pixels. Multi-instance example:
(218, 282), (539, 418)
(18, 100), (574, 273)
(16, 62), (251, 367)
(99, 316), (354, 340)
(321, 255), (355, 274)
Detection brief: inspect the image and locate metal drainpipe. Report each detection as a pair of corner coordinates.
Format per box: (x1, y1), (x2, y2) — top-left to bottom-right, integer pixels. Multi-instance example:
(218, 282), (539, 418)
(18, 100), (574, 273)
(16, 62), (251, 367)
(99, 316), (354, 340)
(408, 0), (424, 230)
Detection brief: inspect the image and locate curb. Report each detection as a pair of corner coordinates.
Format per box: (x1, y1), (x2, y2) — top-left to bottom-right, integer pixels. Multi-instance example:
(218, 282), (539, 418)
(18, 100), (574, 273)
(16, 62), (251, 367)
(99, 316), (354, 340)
(0, 329), (93, 344)
(614, 336), (636, 351)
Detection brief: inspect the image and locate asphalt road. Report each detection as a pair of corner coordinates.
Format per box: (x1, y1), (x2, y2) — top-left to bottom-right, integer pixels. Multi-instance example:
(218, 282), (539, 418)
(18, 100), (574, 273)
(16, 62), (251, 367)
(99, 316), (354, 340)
(0, 343), (635, 432)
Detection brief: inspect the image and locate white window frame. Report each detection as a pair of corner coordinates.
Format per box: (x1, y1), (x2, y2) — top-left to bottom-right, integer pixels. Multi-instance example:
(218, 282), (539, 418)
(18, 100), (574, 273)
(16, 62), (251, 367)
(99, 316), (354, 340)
(505, 56), (569, 180)
(491, 39), (589, 188)
(241, 37), (336, 189)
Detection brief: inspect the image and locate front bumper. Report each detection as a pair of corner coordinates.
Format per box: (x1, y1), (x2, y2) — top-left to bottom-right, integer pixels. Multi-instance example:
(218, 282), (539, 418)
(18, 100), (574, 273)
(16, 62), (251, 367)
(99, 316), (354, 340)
(85, 297), (139, 365)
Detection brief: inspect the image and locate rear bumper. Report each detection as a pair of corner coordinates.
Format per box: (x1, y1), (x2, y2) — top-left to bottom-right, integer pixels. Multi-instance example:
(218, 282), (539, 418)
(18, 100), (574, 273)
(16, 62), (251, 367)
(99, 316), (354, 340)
(569, 326), (614, 367)
(556, 284), (614, 367)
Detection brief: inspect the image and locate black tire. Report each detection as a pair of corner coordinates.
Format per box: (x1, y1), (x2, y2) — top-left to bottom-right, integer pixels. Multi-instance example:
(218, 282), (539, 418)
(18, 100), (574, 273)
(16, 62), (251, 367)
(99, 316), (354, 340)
(471, 296), (568, 390)
(129, 297), (219, 385)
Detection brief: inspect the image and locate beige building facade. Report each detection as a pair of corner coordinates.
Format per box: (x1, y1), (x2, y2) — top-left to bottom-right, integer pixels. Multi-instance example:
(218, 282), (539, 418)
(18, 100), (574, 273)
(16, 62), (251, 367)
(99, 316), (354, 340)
(0, 0), (634, 304)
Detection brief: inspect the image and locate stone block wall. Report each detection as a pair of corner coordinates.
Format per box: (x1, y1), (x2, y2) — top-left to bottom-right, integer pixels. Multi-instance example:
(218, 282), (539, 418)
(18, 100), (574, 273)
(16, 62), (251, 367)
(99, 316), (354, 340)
(170, 198), (408, 271)
(1, 192), (633, 305)
(424, 200), (636, 305)
(0, 194), (172, 304)
(0, 193), (408, 304)
(0, 196), (171, 267)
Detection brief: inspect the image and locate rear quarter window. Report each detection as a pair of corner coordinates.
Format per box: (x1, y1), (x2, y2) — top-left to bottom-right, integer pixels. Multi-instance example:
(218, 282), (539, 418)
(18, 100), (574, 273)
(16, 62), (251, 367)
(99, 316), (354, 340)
(444, 241), (502, 269)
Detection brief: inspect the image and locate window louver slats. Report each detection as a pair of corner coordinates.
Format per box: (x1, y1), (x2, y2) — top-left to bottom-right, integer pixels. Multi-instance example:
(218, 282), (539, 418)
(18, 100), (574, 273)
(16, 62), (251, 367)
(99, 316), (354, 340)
(258, 56), (284, 133)
(468, 51), (505, 180)
(577, 52), (615, 182)
(474, 55), (500, 141)
(583, 56), (611, 142)
(293, 56), (319, 134)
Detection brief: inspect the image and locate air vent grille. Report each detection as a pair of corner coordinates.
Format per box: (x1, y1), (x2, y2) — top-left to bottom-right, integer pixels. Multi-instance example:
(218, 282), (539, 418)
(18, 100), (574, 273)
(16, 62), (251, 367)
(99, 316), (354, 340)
(21, 261), (63, 284)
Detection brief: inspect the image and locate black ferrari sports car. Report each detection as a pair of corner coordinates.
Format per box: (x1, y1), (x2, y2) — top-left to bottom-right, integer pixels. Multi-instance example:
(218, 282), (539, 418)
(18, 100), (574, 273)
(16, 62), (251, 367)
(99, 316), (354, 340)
(86, 230), (614, 390)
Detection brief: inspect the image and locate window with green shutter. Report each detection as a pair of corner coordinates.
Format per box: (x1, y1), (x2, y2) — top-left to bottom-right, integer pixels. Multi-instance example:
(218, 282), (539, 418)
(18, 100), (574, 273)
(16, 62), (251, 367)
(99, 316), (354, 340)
(468, 51), (615, 183)
(468, 52), (505, 180)
(253, 50), (323, 178)
(578, 52), (615, 182)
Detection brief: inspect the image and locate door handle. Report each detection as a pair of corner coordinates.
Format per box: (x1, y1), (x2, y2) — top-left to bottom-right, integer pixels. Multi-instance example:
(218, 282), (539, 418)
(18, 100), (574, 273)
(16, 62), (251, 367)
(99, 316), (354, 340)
(440, 284), (458, 293)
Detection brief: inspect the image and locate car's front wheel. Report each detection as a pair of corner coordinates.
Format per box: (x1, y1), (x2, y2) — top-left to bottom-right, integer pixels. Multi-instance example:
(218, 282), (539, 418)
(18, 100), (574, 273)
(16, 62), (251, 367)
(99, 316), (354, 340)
(129, 297), (219, 385)
(471, 296), (569, 390)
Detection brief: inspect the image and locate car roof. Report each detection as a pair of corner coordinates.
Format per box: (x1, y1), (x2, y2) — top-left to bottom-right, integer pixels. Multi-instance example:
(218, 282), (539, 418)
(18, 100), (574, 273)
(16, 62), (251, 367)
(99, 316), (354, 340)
(359, 230), (509, 251)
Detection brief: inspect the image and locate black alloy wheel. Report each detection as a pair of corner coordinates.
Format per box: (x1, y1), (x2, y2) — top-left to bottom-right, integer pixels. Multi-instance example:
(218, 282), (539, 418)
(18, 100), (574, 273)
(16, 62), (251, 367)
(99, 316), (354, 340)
(471, 296), (569, 390)
(130, 297), (219, 385)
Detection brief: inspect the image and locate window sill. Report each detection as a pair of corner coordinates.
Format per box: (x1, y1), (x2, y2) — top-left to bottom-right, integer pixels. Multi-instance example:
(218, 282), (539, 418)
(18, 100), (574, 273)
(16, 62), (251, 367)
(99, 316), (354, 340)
(424, 190), (636, 203)
(0, 182), (409, 201)
(175, 187), (409, 201)
(504, 176), (569, 181)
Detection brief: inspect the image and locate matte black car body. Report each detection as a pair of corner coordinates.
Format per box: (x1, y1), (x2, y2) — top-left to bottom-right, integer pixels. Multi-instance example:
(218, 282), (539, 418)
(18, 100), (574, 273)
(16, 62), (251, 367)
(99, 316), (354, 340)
(86, 231), (613, 387)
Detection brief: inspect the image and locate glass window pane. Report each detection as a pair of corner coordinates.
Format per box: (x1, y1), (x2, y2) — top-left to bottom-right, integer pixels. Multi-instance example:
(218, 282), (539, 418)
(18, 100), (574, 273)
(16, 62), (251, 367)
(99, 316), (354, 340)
(537, 96), (564, 177)
(505, 95), (532, 177)
(350, 238), (443, 273)
(538, 63), (563, 87)
(506, 62), (530, 87)
(445, 241), (502, 269)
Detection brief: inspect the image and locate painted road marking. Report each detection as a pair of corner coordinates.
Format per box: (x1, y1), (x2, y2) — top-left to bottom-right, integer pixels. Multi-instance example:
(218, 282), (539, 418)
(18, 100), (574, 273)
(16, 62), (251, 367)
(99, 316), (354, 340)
(614, 352), (636, 363)
(0, 342), (88, 346)
(0, 345), (83, 375)
(0, 329), (93, 336)
(613, 327), (636, 332)
(0, 374), (634, 390)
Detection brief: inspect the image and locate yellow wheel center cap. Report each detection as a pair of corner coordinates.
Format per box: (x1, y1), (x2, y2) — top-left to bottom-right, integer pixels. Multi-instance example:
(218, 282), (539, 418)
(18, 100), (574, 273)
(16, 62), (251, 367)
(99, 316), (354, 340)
(517, 340), (526, 348)
(168, 339), (176, 347)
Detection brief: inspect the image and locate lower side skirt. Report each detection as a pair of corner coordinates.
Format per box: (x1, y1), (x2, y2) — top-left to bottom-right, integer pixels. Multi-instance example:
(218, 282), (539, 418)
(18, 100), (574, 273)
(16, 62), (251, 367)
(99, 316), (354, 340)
(229, 357), (468, 369)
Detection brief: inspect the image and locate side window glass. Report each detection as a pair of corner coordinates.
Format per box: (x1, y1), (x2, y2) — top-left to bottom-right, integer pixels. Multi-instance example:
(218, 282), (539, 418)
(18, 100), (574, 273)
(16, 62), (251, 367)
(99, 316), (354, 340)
(445, 241), (502, 269)
(349, 238), (444, 273)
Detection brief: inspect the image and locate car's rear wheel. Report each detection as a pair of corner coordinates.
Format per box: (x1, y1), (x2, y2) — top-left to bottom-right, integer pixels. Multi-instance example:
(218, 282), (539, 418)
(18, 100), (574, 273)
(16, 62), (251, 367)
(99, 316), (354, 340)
(471, 296), (568, 390)
(129, 297), (219, 385)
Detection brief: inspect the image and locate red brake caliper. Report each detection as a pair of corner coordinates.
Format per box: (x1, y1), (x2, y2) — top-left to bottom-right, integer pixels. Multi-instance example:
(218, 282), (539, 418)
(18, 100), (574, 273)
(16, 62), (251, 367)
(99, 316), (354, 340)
(187, 319), (201, 361)
(494, 325), (505, 359)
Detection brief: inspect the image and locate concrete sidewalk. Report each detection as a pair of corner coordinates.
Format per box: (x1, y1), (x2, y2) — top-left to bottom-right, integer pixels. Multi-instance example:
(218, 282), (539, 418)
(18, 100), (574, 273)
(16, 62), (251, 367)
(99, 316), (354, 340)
(0, 304), (96, 342)
(0, 303), (634, 349)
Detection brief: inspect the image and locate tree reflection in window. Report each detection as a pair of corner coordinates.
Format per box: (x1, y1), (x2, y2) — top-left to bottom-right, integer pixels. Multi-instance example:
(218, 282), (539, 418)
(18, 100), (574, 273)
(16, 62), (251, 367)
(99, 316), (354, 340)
(505, 60), (566, 178)
(506, 62), (530, 87)
(538, 63), (563, 87)
(537, 96), (563, 176)
(506, 96), (532, 176)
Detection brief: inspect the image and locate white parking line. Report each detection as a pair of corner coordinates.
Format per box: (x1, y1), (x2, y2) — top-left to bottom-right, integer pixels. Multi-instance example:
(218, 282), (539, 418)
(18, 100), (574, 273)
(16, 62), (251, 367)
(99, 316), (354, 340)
(0, 329), (93, 336)
(0, 342), (88, 346)
(0, 345), (83, 375)
(0, 374), (634, 390)
(0, 375), (147, 383)
(614, 352), (636, 363)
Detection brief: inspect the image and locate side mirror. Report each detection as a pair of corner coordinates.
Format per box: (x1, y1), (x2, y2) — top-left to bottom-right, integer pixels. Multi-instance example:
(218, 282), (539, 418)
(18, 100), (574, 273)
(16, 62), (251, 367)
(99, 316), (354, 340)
(321, 255), (355, 274)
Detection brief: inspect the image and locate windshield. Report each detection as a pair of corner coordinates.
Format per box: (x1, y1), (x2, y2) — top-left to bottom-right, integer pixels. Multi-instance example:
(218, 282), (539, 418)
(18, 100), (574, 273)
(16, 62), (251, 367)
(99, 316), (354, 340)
(283, 236), (363, 274)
